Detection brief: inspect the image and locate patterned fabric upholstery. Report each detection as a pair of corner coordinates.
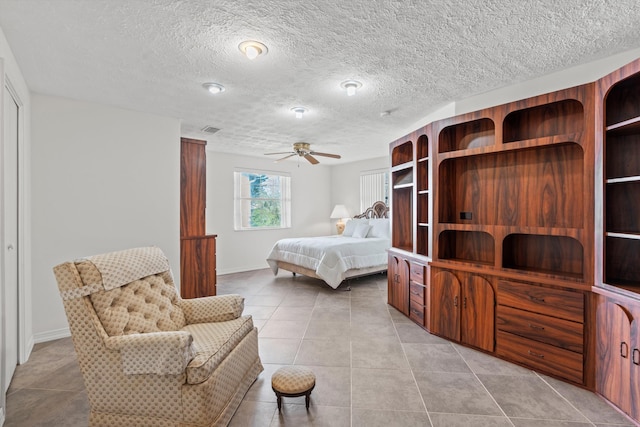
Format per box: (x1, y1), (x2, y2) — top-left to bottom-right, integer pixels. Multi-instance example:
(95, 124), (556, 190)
(272, 366), (316, 394)
(53, 246), (263, 427)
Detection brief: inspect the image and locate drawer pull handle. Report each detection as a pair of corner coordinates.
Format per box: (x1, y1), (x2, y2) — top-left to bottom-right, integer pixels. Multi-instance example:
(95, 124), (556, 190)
(463, 297), (467, 309)
(528, 323), (545, 331)
(528, 296), (545, 303)
(410, 290), (419, 296)
(621, 342), (629, 358)
(633, 349), (640, 366)
(528, 350), (544, 359)
(454, 296), (458, 307)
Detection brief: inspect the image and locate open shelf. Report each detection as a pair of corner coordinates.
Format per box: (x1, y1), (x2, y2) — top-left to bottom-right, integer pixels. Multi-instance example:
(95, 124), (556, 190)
(392, 186), (413, 251)
(438, 143), (584, 228)
(502, 234), (584, 279)
(605, 236), (640, 288)
(417, 134), (429, 159)
(606, 180), (640, 234)
(503, 99), (584, 143)
(438, 118), (495, 153)
(438, 230), (494, 265)
(605, 130), (640, 179)
(417, 159), (429, 192)
(417, 226), (429, 256)
(392, 168), (413, 188)
(605, 72), (640, 126)
(391, 141), (413, 167)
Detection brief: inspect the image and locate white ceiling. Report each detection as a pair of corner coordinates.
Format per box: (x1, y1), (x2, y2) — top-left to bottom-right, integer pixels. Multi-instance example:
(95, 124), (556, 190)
(2, 0), (640, 164)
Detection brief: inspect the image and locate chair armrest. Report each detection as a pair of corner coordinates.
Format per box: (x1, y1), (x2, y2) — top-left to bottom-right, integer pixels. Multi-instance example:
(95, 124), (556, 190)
(105, 331), (195, 375)
(180, 294), (245, 324)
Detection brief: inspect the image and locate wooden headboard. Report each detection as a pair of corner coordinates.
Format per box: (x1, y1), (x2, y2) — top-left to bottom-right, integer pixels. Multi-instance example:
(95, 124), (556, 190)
(353, 201), (389, 219)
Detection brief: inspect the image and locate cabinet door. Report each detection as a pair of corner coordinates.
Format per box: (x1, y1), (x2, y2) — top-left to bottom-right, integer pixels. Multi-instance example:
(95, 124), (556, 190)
(388, 254), (409, 315)
(596, 299), (632, 416)
(631, 318), (640, 422)
(462, 274), (495, 352)
(431, 270), (461, 341)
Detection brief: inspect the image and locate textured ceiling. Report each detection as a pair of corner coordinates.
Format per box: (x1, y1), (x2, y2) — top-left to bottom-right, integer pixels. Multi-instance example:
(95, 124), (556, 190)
(2, 0), (640, 164)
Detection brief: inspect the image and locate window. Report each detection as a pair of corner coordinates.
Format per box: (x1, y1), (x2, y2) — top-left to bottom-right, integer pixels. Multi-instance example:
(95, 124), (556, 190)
(234, 170), (291, 230)
(360, 169), (389, 212)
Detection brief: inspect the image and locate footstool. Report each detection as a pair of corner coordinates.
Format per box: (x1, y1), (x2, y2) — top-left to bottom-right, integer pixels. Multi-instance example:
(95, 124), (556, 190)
(271, 366), (316, 411)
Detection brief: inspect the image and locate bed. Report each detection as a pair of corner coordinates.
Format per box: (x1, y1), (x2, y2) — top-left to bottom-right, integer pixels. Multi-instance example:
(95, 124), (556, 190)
(266, 201), (390, 289)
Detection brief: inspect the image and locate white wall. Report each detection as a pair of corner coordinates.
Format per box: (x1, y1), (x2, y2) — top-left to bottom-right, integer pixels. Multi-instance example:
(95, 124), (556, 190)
(330, 156), (389, 216)
(31, 95), (181, 341)
(206, 152), (332, 274)
(0, 23), (31, 423)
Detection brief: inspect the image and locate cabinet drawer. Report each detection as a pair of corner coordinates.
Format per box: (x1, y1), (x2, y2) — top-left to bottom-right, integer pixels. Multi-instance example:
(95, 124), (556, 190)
(496, 330), (583, 384)
(409, 300), (425, 325)
(497, 280), (584, 323)
(409, 282), (425, 304)
(497, 305), (583, 353)
(410, 263), (425, 284)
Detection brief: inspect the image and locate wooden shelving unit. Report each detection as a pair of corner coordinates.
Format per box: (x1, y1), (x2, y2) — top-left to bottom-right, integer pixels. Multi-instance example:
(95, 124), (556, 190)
(388, 127), (432, 330)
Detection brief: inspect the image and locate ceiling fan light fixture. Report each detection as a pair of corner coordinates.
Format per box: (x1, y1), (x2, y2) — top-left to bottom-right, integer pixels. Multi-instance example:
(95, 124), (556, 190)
(238, 40), (268, 59)
(203, 82), (225, 94)
(291, 106), (307, 119)
(340, 80), (362, 96)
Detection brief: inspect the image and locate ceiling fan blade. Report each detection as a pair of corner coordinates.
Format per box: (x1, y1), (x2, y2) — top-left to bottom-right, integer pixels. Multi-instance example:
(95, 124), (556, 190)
(273, 154), (297, 162)
(265, 151), (294, 155)
(304, 154), (319, 164)
(310, 151), (341, 159)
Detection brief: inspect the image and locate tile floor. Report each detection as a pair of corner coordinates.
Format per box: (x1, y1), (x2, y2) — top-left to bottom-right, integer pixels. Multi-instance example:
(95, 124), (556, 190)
(4, 268), (636, 426)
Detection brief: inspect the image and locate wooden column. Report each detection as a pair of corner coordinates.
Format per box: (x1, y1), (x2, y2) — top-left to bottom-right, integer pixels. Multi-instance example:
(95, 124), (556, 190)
(180, 137), (216, 298)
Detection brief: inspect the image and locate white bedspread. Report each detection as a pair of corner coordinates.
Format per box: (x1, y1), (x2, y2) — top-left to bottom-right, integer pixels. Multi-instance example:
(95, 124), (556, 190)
(266, 235), (390, 288)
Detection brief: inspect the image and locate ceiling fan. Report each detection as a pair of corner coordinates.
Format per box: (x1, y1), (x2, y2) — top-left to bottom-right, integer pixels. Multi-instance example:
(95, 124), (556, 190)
(264, 142), (341, 164)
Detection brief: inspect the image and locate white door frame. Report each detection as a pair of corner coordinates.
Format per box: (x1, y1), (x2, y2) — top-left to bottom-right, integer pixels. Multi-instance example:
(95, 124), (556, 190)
(1, 59), (29, 401)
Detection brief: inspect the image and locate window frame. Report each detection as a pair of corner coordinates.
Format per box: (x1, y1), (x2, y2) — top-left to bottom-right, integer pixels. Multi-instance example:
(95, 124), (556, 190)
(233, 169), (292, 231)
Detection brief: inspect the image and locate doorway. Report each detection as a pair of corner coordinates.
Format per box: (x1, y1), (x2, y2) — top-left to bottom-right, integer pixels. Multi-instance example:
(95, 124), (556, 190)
(2, 76), (20, 395)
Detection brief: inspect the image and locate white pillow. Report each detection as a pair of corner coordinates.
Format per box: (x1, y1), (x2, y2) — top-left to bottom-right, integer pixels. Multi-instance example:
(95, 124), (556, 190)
(342, 218), (368, 236)
(352, 223), (372, 238)
(367, 218), (391, 238)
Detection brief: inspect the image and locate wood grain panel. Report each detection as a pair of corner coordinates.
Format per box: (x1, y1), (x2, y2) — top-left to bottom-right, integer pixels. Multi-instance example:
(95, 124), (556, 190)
(430, 270), (461, 341)
(462, 274), (495, 352)
(180, 138), (207, 237)
(502, 99), (584, 142)
(497, 305), (583, 353)
(497, 330), (583, 384)
(180, 235), (216, 299)
(497, 280), (584, 323)
(595, 298), (632, 416)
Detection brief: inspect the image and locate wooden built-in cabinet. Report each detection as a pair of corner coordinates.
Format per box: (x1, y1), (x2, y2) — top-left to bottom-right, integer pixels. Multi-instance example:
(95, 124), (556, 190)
(429, 84), (594, 385)
(594, 294), (640, 422)
(592, 58), (640, 424)
(431, 268), (495, 352)
(387, 58), (640, 425)
(388, 127), (432, 329)
(180, 138), (216, 299)
(387, 252), (409, 316)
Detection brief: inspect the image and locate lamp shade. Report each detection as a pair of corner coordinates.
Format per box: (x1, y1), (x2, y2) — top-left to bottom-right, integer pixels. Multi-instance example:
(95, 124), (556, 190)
(330, 204), (351, 219)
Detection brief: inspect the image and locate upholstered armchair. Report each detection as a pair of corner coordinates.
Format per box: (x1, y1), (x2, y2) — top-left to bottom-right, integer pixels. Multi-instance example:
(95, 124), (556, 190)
(53, 246), (263, 426)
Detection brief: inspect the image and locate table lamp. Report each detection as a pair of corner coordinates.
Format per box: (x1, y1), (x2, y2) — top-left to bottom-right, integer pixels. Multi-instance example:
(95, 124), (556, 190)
(330, 204), (351, 234)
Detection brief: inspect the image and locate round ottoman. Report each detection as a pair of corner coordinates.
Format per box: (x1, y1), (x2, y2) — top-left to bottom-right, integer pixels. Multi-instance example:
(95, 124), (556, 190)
(271, 366), (316, 411)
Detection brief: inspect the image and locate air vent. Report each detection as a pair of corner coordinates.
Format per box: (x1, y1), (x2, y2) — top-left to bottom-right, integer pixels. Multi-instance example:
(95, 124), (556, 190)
(201, 126), (220, 134)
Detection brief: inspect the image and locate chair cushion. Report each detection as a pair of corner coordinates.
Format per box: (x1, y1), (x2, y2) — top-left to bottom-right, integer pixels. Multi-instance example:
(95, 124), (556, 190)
(271, 366), (316, 394)
(182, 315), (255, 385)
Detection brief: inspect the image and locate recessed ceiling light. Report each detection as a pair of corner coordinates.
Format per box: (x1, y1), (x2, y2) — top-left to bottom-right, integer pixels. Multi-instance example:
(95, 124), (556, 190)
(202, 82), (225, 94)
(290, 107), (308, 119)
(340, 80), (362, 96)
(238, 40), (268, 60)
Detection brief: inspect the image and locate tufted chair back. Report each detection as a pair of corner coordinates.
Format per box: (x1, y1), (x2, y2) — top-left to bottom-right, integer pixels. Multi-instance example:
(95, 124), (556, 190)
(76, 259), (186, 336)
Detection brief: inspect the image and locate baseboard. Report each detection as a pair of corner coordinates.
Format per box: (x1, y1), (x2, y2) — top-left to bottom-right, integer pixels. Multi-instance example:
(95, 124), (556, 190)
(217, 265), (272, 276)
(33, 327), (70, 344)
